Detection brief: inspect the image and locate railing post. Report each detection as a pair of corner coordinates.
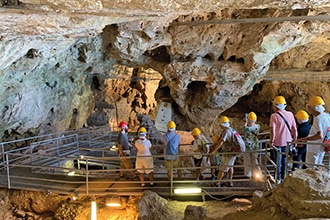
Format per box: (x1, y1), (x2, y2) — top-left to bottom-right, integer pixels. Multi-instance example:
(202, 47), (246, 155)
(86, 158), (89, 196)
(170, 157), (173, 197)
(5, 154), (10, 189)
(75, 134), (79, 154)
(1, 143), (5, 167)
(56, 138), (60, 167)
(88, 128), (91, 148)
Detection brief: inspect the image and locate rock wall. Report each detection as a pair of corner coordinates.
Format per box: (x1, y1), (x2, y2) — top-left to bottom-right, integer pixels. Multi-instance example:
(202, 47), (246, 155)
(0, 1), (330, 141)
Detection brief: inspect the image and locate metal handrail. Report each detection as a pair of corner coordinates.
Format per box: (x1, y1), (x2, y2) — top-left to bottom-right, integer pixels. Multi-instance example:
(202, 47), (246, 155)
(5, 129), (330, 196)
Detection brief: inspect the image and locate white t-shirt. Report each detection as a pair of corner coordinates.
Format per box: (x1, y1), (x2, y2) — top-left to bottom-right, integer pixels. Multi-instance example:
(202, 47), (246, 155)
(134, 139), (152, 156)
(307, 112), (330, 153)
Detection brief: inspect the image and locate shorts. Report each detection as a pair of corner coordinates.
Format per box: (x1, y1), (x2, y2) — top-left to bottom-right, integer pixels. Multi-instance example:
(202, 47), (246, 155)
(219, 155), (236, 172)
(136, 157), (154, 174)
(165, 159), (181, 169)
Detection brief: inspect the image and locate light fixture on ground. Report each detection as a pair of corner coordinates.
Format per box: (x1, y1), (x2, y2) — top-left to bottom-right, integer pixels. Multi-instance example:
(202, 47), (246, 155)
(174, 187), (202, 195)
(106, 196), (122, 207)
(91, 200), (97, 220)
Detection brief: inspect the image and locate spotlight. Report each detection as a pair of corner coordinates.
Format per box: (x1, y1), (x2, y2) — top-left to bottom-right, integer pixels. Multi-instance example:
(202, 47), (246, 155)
(106, 196), (122, 207)
(174, 187), (202, 195)
(253, 171), (263, 181)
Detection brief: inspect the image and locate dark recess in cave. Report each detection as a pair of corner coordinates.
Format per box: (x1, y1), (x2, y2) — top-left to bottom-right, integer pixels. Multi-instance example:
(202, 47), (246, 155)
(143, 46), (171, 63)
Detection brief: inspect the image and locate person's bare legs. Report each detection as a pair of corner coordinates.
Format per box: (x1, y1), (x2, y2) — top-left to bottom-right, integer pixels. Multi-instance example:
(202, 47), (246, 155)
(228, 167), (234, 186)
(216, 170), (225, 186)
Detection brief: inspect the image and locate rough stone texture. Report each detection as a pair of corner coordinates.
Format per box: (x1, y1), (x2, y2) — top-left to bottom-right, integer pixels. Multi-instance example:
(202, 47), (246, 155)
(1, 1), (330, 141)
(137, 190), (177, 220)
(183, 205), (208, 220)
(222, 169), (330, 220)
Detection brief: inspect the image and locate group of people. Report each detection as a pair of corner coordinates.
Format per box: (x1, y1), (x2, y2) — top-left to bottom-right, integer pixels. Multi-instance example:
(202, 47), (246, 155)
(116, 95), (330, 187)
(270, 95), (330, 183)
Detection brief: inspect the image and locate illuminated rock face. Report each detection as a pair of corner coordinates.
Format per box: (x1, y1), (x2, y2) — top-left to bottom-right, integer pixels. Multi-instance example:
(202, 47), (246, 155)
(0, 1), (330, 139)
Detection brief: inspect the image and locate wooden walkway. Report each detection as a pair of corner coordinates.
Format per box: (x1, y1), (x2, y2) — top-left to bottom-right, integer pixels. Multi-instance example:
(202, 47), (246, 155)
(0, 164), (268, 198)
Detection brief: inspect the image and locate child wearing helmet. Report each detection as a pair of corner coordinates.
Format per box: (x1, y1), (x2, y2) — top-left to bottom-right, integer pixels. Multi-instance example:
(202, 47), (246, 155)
(242, 112), (262, 179)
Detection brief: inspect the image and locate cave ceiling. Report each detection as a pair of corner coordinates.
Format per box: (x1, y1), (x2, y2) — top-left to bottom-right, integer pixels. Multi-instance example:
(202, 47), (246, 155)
(0, 0), (330, 138)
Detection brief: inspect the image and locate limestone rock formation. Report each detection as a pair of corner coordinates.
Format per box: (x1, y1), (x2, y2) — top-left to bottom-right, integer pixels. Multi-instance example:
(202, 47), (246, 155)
(222, 169), (330, 220)
(0, 0), (330, 141)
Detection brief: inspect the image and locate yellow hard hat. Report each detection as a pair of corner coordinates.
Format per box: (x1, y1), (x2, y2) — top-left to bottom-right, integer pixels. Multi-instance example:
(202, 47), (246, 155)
(138, 127), (147, 133)
(248, 112), (257, 121)
(191, 128), (201, 136)
(308, 96), (325, 106)
(219, 116), (230, 123)
(273, 96), (286, 105)
(167, 120), (176, 129)
(295, 110), (309, 121)
(212, 135), (220, 143)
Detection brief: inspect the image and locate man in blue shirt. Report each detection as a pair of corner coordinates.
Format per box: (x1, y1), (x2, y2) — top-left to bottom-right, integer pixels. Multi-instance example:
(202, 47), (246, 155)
(164, 120), (182, 181)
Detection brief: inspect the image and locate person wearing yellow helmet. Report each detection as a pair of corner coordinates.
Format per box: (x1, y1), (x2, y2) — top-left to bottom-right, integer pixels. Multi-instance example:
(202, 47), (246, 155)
(293, 110), (311, 170)
(164, 120), (182, 180)
(191, 127), (208, 181)
(134, 127), (156, 187)
(210, 116), (239, 187)
(242, 112), (261, 179)
(299, 96), (330, 169)
(270, 96), (297, 183)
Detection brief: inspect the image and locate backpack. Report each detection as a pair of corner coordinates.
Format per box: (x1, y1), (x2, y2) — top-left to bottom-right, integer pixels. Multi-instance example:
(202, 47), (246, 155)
(200, 138), (208, 153)
(228, 128), (246, 152)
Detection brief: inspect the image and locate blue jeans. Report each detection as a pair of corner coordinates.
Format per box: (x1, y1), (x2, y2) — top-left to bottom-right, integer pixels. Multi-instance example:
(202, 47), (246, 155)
(272, 146), (287, 180)
(292, 146), (307, 170)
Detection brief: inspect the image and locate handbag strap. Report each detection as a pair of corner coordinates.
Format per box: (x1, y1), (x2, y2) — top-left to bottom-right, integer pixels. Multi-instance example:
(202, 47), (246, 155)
(276, 112), (293, 138)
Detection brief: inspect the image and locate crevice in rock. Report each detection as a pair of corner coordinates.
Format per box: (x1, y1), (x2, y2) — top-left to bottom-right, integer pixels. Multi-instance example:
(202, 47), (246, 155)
(143, 46), (171, 63)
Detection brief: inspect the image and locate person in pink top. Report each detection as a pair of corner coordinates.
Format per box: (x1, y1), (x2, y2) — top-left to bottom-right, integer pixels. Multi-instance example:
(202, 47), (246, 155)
(269, 96), (297, 183)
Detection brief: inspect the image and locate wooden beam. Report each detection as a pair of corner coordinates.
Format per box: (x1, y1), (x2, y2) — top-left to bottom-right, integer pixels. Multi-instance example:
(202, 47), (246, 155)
(263, 69), (330, 81)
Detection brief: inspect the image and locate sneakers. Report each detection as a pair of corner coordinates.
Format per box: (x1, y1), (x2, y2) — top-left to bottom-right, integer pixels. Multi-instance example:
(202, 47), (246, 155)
(150, 183), (157, 187)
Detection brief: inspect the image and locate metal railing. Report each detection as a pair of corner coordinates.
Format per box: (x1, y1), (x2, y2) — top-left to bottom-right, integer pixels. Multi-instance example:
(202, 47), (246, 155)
(0, 143), (276, 197)
(4, 128), (322, 198)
